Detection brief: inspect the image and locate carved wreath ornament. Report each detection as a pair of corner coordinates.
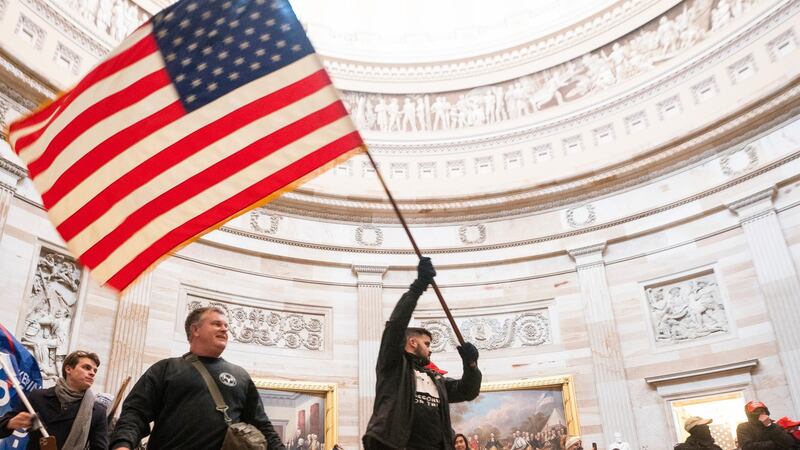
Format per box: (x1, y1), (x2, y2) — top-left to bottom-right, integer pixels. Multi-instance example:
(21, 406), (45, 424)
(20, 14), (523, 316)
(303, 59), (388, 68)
(188, 300), (324, 351)
(421, 312), (551, 352)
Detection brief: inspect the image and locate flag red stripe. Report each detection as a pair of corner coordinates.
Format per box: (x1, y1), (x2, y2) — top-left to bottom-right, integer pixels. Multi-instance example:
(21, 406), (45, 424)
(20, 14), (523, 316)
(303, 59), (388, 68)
(105, 130), (363, 290)
(79, 101), (349, 268)
(9, 96), (67, 137)
(26, 69), (172, 177)
(41, 100), (186, 209)
(57, 69), (332, 241)
(9, 34), (159, 139)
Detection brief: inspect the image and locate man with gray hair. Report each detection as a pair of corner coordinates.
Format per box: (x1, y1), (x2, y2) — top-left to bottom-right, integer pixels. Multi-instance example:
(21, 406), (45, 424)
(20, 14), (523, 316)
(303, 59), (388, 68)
(110, 306), (285, 450)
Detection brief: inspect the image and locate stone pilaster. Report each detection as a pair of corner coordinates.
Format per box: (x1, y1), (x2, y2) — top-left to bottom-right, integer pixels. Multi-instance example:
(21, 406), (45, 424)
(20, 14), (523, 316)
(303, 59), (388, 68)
(0, 156), (26, 237)
(352, 264), (387, 442)
(727, 186), (800, 414)
(568, 242), (639, 448)
(105, 272), (153, 402)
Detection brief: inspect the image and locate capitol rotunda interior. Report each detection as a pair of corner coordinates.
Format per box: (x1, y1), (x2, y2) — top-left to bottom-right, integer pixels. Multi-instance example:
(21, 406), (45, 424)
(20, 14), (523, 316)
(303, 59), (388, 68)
(1, 0), (800, 449)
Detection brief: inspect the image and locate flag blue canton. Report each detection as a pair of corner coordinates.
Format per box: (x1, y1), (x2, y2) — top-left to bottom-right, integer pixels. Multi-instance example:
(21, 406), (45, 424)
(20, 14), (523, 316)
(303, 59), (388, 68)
(153, 0), (315, 112)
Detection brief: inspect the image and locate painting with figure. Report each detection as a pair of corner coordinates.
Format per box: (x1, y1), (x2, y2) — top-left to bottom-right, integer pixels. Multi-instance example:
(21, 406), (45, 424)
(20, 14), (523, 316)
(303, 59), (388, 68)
(260, 389), (326, 450)
(451, 389), (569, 450)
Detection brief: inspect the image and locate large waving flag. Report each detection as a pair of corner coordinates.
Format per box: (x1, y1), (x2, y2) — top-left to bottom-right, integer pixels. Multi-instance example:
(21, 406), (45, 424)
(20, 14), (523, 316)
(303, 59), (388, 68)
(0, 323), (43, 450)
(6, 0), (363, 290)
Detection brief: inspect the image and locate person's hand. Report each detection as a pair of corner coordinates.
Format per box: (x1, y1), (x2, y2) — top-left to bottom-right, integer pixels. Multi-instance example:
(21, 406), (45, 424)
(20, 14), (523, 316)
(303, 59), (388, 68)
(417, 257), (436, 285)
(457, 342), (479, 367)
(410, 257), (436, 293)
(7, 412), (33, 430)
(759, 414), (772, 427)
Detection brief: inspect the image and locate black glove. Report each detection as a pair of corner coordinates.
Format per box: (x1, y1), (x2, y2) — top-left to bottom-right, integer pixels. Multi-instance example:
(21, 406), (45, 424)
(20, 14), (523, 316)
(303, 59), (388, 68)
(409, 257), (436, 294)
(457, 342), (479, 366)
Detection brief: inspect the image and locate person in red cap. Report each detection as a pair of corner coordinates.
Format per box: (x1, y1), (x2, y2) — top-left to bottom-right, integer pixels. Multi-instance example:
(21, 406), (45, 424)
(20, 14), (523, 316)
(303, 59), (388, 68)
(736, 400), (797, 449)
(675, 416), (722, 450)
(776, 417), (800, 443)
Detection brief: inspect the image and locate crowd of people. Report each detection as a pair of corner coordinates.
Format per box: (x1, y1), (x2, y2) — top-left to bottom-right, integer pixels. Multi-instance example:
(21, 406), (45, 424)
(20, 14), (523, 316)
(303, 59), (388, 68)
(2, 258), (800, 450)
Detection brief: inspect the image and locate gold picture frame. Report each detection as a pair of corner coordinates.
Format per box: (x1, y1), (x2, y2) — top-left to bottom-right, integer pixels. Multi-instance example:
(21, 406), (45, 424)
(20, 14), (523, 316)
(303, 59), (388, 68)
(451, 375), (580, 447)
(253, 379), (338, 450)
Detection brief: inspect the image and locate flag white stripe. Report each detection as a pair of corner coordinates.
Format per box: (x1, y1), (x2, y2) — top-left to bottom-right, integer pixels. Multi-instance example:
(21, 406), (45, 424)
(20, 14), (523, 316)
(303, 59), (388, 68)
(9, 25), (156, 149)
(91, 115), (356, 283)
(36, 85), (179, 194)
(48, 54), (322, 224)
(18, 52), (165, 164)
(65, 85), (341, 256)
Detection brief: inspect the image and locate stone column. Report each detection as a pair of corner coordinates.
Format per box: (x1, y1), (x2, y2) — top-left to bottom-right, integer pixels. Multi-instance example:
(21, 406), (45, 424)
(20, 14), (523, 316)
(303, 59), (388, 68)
(105, 271), (153, 400)
(568, 243), (639, 448)
(352, 265), (387, 441)
(727, 186), (800, 414)
(0, 156), (26, 237)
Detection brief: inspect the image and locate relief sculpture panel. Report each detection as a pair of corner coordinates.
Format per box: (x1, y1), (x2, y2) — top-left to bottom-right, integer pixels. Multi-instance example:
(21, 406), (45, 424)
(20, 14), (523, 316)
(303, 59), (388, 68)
(20, 248), (83, 381)
(420, 310), (551, 352)
(644, 272), (730, 344)
(187, 297), (325, 351)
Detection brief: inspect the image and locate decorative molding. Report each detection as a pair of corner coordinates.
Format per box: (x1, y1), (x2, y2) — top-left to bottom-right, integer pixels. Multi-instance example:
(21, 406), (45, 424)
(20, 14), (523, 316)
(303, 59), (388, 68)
(53, 41), (82, 75)
(566, 204), (597, 228)
(351, 265), (388, 275)
(502, 151), (523, 170)
(420, 310), (552, 352)
(0, 55), (57, 100)
(656, 95), (683, 120)
(20, 0), (113, 57)
(15, 14), (46, 49)
(727, 54), (757, 85)
(691, 76), (719, 104)
(0, 0), (8, 20)
(355, 224), (383, 247)
(624, 110), (648, 134)
(719, 144), (759, 177)
(766, 28), (797, 62)
(645, 359), (759, 385)
(458, 223), (487, 245)
(249, 209), (282, 235)
(592, 124), (616, 146)
(644, 271), (730, 345)
(187, 297), (325, 351)
(725, 186), (776, 214)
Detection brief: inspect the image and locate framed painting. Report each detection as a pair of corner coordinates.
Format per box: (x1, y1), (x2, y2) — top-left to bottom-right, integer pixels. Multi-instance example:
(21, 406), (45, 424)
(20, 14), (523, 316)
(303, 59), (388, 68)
(254, 379), (338, 450)
(450, 375), (579, 450)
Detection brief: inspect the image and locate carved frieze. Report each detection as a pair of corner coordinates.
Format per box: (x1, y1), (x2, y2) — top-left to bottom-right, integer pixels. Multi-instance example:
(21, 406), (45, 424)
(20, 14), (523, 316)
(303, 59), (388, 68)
(459, 224), (487, 245)
(187, 297), (324, 351)
(15, 14), (46, 49)
(644, 272), (730, 344)
(420, 311), (551, 352)
(566, 204), (596, 228)
(20, 248), (83, 381)
(339, 0), (757, 134)
(766, 29), (797, 62)
(720, 144), (759, 177)
(355, 224), (383, 247)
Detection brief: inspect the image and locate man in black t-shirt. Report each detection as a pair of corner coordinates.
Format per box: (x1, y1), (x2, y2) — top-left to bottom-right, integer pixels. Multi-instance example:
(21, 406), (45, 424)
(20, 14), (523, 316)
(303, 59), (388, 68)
(363, 257), (482, 450)
(110, 306), (286, 450)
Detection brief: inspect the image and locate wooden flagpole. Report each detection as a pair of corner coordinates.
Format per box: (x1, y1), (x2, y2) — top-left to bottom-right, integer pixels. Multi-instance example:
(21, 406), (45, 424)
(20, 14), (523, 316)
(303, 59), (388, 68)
(363, 147), (465, 346)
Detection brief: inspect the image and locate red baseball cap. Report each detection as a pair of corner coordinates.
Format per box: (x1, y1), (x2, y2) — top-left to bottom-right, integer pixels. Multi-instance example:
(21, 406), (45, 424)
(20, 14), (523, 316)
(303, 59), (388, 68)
(746, 401), (768, 413)
(425, 360), (448, 375)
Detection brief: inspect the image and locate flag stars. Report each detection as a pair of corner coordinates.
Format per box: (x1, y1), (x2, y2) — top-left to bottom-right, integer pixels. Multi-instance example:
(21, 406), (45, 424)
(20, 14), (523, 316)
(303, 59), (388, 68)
(197, 62), (207, 71)
(229, 19), (239, 28)
(172, 36), (184, 46)
(187, 42), (198, 51)
(280, 24), (291, 32)
(191, 79), (202, 87)
(193, 28), (205, 37)
(228, 72), (239, 81)
(250, 12), (261, 20)
(208, 29), (218, 38)
(259, 33), (270, 42)
(265, 19), (276, 26)
(186, 2), (198, 12)
(239, 41), (250, 50)
(215, 17), (225, 26)
(236, 6), (246, 14)
(245, 27), (255, 36)
(218, 50), (229, 59)
(291, 44), (302, 52)
(249, 62), (261, 71)
(202, 46), (213, 55)
(222, 1), (231, 8)
(164, 11), (175, 21)
(212, 67), (224, 76)
(157, 29), (168, 38)
(270, 1), (280, 9)
(175, 73), (186, 82)
(234, 57), (244, 66)
(201, 10), (211, 20)
(179, 18), (190, 29)
(223, 36), (234, 45)
(271, 54), (281, 62)
(166, 53), (177, 62)
(208, 82), (218, 91)
(275, 40), (286, 48)
(255, 48), (266, 56)
(186, 94), (196, 103)
(181, 57), (192, 67)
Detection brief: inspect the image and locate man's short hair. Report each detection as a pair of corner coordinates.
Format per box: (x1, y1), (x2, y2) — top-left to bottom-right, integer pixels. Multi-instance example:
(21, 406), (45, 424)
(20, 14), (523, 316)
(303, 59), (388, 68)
(184, 306), (227, 341)
(405, 327), (432, 342)
(61, 350), (100, 378)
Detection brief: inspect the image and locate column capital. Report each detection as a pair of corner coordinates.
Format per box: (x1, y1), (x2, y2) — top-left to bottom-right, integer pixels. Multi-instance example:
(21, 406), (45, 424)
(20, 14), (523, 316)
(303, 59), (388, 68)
(567, 241), (607, 268)
(726, 186), (776, 221)
(352, 265), (388, 286)
(0, 155), (26, 192)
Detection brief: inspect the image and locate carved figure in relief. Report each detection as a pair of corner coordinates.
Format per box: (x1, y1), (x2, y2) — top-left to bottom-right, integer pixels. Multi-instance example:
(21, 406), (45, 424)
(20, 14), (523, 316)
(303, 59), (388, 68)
(607, 432), (631, 450)
(401, 98), (417, 131)
(711, 0), (733, 30)
(112, 0), (128, 41)
(647, 277), (729, 342)
(431, 96), (450, 130)
(416, 98), (428, 131)
(374, 97), (388, 131)
(387, 98), (401, 131)
(96, 0), (113, 32)
(656, 16), (679, 57)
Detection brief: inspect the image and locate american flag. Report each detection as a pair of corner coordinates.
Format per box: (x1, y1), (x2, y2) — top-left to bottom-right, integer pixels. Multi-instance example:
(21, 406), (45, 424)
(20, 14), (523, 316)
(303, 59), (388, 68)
(6, 0), (363, 290)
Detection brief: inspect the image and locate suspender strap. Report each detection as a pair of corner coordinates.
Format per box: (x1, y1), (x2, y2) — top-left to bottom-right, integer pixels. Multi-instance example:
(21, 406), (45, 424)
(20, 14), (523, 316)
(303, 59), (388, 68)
(184, 353), (233, 425)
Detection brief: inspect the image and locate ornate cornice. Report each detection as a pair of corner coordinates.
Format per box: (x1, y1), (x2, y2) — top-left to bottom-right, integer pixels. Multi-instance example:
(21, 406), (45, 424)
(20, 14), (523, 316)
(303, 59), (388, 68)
(321, 0), (664, 89)
(21, 0), (112, 58)
(0, 53), (56, 101)
(0, 156), (27, 180)
(725, 186), (776, 214)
